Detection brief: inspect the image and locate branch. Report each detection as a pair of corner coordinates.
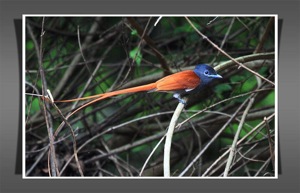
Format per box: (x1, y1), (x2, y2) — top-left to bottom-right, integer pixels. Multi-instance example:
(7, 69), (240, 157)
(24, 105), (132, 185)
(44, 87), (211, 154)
(164, 99), (186, 177)
(26, 17), (58, 177)
(224, 97), (255, 176)
(127, 17), (171, 74)
(185, 17), (275, 86)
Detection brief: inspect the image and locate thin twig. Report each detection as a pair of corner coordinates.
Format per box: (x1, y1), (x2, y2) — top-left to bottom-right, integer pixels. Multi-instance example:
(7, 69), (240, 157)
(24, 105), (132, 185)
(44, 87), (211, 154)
(207, 17), (219, 25)
(227, 146), (269, 176)
(139, 134), (166, 176)
(25, 147), (48, 176)
(50, 101), (84, 176)
(224, 97), (255, 176)
(264, 116), (275, 170)
(254, 156), (272, 177)
(179, 97), (250, 177)
(254, 17), (275, 53)
(77, 26), (87, 66)
(154, 16), (162, 26)
(212, 17), (235, 62)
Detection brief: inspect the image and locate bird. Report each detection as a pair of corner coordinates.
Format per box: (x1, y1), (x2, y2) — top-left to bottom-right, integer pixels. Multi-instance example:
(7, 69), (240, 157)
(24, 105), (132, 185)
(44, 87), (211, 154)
(53, 64), (222, 118)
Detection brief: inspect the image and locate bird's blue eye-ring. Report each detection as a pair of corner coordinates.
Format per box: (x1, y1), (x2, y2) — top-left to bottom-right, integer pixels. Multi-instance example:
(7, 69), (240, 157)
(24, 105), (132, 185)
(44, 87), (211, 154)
(204, 70), (209, 75)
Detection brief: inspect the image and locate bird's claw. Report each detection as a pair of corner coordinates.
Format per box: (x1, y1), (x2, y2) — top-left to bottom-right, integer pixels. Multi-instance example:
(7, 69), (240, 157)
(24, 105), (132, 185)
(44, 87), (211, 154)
(173, 93), (187, 105)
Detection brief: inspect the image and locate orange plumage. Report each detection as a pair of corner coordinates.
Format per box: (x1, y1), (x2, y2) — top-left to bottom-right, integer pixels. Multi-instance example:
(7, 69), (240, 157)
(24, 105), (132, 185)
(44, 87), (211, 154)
(155, 70), (201, 91)
(57, 70), (200, 103)
(55, 70), (201, 117)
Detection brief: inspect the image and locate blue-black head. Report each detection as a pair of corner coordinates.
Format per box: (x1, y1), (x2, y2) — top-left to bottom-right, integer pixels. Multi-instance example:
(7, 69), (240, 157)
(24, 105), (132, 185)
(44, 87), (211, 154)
(193, 64), (222, 89)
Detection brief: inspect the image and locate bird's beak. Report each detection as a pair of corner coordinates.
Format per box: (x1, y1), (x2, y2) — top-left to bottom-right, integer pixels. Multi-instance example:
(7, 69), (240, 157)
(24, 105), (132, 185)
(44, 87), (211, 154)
(211, 74), (222, 79)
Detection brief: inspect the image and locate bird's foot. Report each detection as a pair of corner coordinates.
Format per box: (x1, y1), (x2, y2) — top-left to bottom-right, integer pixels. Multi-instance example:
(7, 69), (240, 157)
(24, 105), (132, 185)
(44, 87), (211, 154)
(173, 93), (187, 105)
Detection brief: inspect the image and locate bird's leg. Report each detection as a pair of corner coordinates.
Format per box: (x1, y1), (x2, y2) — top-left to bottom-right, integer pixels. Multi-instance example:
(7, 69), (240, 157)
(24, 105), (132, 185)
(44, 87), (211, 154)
(173, 93), (187, 105)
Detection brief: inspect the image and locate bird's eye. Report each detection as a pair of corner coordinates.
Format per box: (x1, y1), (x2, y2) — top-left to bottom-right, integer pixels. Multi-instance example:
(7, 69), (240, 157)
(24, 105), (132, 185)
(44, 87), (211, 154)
(204, 70), (209, 75)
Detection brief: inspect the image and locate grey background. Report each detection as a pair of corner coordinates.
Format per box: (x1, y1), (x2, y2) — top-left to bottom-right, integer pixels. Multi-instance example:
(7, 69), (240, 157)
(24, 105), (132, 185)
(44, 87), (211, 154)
(0, 0), (299, 192)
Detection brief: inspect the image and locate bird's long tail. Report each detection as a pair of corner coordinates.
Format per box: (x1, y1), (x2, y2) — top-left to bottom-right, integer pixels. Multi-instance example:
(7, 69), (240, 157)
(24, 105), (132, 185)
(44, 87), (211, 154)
(56, 83), (157, 103)
(56, 83), (157, 118)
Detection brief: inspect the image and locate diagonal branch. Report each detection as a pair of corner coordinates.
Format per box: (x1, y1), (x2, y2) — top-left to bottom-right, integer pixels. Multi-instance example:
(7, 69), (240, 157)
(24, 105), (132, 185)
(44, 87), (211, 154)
(224, 97), (255, 176)
(185, 16), (275, 86)
(127, 17), (171, 74)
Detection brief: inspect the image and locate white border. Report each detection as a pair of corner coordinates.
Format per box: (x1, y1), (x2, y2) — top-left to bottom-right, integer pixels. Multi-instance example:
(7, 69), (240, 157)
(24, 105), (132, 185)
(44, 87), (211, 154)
(23, 14), (278, 179)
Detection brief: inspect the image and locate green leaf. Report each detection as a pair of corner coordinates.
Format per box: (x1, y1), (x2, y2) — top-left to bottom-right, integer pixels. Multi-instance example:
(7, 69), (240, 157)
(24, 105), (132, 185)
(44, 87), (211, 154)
(230, 74), (245, 83)
(28, 98), (40, 114)
(131, 144), (148, 153)
(241, 76), (257, 92)
(26, 40), (34, 50)
(174, 23), (201, 34)
(215, 83), (232, 93)
(214, 83), (232, 98)
(131, 29), (138, 36)
(255, 91), (275, 107)
(129, 47), (142, 65)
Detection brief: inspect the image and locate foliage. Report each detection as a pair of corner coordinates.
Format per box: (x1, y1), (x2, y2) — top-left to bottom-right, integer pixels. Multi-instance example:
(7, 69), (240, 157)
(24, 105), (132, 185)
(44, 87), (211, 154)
(25, 16), (275, 177)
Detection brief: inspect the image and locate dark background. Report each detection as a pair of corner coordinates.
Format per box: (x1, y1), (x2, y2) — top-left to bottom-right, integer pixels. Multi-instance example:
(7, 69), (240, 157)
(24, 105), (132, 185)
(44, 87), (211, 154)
(0, 0), (299, 192)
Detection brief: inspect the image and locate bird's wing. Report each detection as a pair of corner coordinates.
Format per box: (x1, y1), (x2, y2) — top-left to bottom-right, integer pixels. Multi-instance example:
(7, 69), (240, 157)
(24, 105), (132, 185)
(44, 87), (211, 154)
(155, 70), (201, 91)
